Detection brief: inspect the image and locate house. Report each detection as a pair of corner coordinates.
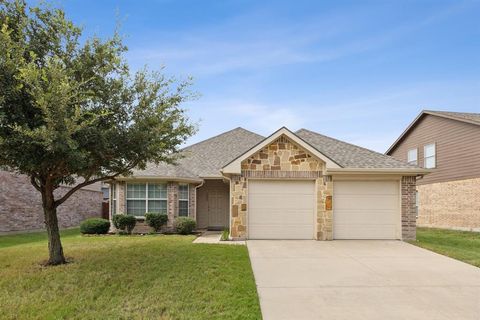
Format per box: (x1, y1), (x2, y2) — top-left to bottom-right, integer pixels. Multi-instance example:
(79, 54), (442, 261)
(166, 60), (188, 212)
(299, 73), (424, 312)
(386, 110), (480, 231)
(109, 127), (428, 240)
(0, 170), (103, 233)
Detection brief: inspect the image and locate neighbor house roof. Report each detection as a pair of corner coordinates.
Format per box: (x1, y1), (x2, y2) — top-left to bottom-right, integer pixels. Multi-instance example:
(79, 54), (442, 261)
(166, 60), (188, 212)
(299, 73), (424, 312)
(129, 125), (424, 181)
(385, 110), (480, 154)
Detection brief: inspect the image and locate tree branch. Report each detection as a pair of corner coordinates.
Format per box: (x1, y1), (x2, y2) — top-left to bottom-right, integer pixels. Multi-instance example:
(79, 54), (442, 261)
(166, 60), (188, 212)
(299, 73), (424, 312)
(54, 173), (121, 208)
(30, 175), (41, 192)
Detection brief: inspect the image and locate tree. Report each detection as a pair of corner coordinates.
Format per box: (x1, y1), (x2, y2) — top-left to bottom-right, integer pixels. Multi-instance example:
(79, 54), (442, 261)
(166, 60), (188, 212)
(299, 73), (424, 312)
(0, 1), (196, 265)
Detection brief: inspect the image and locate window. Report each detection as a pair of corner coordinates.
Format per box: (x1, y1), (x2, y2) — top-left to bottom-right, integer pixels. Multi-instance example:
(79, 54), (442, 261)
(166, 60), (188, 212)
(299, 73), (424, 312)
(110, 184), (117, 216)
(424, 143), (436, 168)
(102, 187), (109, 200)
(178, 184), (189, 217)
(126, 183), (167, 217)
(407, 148), (418, 165)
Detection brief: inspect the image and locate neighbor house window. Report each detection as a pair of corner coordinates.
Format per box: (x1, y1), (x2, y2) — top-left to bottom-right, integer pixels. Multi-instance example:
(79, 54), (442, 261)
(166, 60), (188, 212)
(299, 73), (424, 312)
(407, 148), (418, 165)
(178, 184), (189, 217)
(110, 184), (117, 216)
(126, 183), (167, 217)
(424, 143), (436, 168)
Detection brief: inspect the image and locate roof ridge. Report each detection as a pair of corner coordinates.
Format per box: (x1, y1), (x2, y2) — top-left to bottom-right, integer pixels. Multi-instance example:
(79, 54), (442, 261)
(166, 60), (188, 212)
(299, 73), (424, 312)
(297, 128), (393, 159)
(181, 127), (264, 151)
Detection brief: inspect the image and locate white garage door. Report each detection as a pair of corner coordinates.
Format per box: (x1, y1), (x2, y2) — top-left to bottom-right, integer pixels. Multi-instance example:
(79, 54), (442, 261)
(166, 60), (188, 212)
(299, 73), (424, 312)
(334, 180), (399, 239)
(248, 180), (315, 239)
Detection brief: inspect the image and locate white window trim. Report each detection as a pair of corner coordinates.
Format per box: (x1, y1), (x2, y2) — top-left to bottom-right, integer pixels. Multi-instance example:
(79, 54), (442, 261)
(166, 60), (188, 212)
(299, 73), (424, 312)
(126, 182), (168, 218)
(424, 143), (436, 169)
(178, 183), (189, 217)
(110, 183), (117, 218)
(407, 148), (418, 165)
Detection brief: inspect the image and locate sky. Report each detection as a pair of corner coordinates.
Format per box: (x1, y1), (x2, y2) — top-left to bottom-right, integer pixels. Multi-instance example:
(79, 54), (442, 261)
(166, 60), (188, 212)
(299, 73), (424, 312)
(39, 0), (480, 152)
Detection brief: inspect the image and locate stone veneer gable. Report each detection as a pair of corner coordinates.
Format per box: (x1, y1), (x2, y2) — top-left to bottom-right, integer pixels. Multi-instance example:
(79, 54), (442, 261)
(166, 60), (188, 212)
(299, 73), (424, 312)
(230, 135), (327, 239)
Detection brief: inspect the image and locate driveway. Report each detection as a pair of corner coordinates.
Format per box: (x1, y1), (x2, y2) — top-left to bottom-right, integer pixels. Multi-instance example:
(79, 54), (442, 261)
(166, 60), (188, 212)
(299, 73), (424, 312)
(247, 240), (480, 320)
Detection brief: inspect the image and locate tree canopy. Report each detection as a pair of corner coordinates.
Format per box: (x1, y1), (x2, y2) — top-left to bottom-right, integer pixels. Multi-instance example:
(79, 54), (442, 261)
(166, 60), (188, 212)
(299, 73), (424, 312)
(0, 0), (197, 264)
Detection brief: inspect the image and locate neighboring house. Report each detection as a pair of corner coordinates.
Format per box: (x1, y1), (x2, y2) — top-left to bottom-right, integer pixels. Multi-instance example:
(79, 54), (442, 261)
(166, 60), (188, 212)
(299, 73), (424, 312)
(386, 110), (480, 231)
(110, 127), (427, 240)
(0, 170), (103, 233)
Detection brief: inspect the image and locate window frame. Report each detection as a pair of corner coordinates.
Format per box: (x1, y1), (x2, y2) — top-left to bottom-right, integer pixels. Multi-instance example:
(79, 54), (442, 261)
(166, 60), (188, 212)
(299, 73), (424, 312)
(178, 183), (189, 217)
(424, 143), (436, 169)
(407, 148), (418, 165)
(126, 182), (168, 218)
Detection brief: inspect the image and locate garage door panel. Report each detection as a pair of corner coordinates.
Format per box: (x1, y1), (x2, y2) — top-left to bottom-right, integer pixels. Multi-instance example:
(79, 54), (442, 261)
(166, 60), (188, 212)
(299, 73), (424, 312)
(249, 180), (315, 239)
(249, 225), (314, 240)
(334, 180), (399, 240)
(249, 209), (313, 224)
(334, 195), (397, 210)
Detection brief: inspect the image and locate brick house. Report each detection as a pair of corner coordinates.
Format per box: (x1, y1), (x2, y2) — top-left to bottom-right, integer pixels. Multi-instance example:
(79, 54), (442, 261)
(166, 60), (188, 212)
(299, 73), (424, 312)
(386, 110), (480, 231)
(0, 170), (103, 233)
(109, 127), (427, 240)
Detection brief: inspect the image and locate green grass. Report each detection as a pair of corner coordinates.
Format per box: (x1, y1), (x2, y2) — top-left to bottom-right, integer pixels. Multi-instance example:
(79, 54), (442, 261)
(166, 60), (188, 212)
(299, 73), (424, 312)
(0, 230), (261, 320)
(410, 227), (480, 267)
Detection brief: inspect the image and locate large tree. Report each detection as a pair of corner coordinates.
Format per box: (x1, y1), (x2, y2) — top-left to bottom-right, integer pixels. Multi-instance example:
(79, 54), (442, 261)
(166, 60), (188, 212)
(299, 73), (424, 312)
(0, 1), (196, 265)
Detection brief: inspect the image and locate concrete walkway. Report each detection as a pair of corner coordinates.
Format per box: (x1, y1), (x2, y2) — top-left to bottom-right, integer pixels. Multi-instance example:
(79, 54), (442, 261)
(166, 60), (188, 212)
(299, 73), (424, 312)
(193, 231), (246, 245)
(247, 240), (480, 320)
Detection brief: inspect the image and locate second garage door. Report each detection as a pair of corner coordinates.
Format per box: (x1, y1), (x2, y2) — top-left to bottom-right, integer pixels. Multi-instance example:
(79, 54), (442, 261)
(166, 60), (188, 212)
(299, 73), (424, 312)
(248, 180), (315, 239)
(334, 180), (400, 239)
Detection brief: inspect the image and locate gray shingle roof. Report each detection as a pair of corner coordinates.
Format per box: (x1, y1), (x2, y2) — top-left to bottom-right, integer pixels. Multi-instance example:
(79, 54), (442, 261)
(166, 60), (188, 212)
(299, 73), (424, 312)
(132, 126), (417, 179)
(131, 127), (264, 179)
(296, 129), (417, 169)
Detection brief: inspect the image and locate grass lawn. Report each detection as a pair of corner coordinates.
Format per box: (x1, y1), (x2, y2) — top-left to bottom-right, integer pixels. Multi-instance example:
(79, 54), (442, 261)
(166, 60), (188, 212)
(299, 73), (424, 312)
(410, 227), (480, 267)
(0, 230), (262, 320)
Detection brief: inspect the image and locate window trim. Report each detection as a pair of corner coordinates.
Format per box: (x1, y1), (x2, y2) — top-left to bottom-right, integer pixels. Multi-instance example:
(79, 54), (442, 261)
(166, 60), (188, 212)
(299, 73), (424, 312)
(407, 148), (418, 165)
(126, 182), (168, 218)
(110, 183), (117, 218)
(178, 183), (189, 217)
(424, 143), (436, 169)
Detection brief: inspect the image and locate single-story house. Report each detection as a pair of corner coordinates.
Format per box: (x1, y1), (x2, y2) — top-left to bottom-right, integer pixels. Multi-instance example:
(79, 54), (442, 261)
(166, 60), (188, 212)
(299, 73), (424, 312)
(109, 127), (429, 240)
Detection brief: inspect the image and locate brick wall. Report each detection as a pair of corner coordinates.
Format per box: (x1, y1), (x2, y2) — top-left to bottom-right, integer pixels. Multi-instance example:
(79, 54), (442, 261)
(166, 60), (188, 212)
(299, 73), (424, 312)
(417, 178), (480, 231)
(0, 171), (102, 233)
(401, 176), (417, 240)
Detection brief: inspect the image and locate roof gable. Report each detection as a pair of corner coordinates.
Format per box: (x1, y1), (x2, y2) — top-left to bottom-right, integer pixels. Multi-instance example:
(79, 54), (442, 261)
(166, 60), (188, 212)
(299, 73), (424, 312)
(222, 127), (341, 174)
(386, 110), (480, 154)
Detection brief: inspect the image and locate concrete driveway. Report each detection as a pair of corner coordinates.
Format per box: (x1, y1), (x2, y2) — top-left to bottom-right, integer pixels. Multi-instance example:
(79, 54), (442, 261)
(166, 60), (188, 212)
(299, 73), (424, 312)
(247, 240), (480, 320)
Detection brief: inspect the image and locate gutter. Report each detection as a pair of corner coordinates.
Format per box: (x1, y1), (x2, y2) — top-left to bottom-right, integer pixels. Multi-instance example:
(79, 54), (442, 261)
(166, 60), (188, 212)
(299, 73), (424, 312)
(326, 168), (433, 176)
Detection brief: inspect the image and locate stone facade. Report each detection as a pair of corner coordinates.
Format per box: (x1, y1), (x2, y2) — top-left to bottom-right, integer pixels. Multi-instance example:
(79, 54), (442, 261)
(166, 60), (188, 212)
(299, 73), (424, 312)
(230, 135), (326, 239)
(113, 181), (197, 233)
(401, 176), (417, 240)
(0, 170), (102, 233)
(316, 175), (333, 240)
(417, 178), (480, 231)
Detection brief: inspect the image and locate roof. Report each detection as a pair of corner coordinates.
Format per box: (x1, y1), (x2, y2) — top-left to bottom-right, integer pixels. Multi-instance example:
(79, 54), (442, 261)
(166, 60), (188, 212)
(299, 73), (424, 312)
(386, 110), (480, 154)
(131, 125), (422, 180)
(295, 129), (418, 169)
(130, 127), (264, 179)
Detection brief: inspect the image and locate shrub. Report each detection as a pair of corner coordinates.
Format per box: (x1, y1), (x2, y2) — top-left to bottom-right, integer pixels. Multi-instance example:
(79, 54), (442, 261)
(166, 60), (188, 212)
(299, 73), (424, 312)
(80, 218), (110, 234)
(145, 213), (168, 232)
(220, 229), (230, 241)
(174, 217), (196, 235)
(112, 214), (137, 234)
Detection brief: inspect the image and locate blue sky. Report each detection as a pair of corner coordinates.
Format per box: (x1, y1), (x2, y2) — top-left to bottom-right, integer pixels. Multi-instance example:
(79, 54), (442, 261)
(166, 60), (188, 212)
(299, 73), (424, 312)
(48, 0), (479, 152)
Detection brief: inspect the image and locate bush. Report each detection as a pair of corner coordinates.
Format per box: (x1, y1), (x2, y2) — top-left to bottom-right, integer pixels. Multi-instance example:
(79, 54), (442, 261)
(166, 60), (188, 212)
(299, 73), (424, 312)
(112, 214), (137, 234)
(80, 218), (110, 234)
(220, 229), (230, 241)
(174, 217), (196, 235)
(145, 213), (168, 232)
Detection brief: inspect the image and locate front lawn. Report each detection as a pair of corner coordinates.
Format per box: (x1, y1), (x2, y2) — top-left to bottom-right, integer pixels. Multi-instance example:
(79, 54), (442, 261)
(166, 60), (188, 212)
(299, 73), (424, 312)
(0, 230), (261, 319)
(411, 227), (480, 267)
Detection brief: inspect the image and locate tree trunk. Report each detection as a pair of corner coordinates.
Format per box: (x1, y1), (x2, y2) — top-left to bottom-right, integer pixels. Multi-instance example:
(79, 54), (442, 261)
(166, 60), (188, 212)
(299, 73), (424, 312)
(42, 186), (66, 265)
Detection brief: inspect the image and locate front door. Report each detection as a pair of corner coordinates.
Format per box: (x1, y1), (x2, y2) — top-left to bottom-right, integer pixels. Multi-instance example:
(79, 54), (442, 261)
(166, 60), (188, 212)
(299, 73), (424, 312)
(208, 188), (229, 229)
